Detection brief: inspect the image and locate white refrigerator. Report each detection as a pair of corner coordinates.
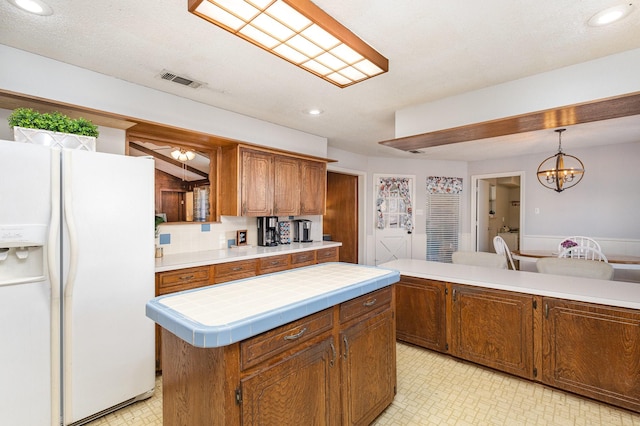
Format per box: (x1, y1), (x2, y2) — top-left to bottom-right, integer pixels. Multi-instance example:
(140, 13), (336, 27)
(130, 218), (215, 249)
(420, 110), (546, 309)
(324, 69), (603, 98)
(0, 139), (156, 425)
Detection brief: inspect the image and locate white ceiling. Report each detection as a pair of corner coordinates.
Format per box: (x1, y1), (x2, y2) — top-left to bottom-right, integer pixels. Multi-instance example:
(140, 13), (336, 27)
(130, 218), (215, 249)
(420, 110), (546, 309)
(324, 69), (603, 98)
(1, 0), (639, 161)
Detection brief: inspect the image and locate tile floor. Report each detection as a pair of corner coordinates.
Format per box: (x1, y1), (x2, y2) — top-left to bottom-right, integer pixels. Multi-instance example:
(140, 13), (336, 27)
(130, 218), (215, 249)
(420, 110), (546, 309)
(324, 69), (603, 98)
(88, 342), (640, 425)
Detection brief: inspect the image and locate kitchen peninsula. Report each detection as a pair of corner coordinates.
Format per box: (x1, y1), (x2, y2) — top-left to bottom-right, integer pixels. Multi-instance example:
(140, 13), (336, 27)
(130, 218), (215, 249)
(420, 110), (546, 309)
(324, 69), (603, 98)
(381, 259), (640, 414)
(146, 262), (400, 425)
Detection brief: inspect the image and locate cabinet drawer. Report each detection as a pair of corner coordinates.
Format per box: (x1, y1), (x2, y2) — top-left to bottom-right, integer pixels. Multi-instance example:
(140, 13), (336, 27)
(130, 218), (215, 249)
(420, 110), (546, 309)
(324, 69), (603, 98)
(156, 266), (212, 295)
(214, 259), (257, 284)
(291, 251), (315, 267)
(340, 287), (392, 324)
(241, 308), (334, 370)
(258, 254), (290, 274)
(316, 247), (338, 263)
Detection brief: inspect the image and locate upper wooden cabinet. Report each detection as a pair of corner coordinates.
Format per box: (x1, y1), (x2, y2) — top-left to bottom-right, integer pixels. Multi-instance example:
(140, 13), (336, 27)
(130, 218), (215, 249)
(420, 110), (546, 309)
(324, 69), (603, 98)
(220, 146), (327, 217)
(299, 160), (327, 215)
(273, 155), (300, 216)
(241, 149), (273, 216)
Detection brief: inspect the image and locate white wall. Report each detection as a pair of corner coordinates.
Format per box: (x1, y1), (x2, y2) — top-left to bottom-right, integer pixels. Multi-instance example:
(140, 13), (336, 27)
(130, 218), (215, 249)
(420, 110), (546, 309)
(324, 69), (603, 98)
(395, 48), (640, 137)
(0, 44), (328, 159)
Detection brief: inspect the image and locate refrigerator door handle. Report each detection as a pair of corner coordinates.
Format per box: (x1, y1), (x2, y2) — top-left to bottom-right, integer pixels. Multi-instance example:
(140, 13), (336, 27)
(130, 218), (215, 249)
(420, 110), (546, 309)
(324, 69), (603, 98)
(63, 150), (79, 298)
(48, 149), (62, 426)
(62, 149), (80, 422)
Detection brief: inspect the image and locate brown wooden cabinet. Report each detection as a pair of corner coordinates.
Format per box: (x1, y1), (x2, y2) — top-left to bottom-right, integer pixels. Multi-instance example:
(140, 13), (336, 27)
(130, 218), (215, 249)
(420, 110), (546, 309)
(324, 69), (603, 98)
(339, 288), (396, 426)
(156, 265), (213, 296)
(220, 145), (327, 217)
(542, 298), (640, 412)
(257, 254), (290, 275)
(161, 286), (396, 426)
(241, 149), (273, 216)
(291, 250), (316, 267)
(395, 276), (447, 352)
(395, 274), (640, 413)
(239, 309), (339, 425)
(316, 246), (339, 263)
(273, 155), (300, 216)
(154, 265), (214, 371)
(449, 284), (535, 379)
(299, 159), (327, 215)
(214, 259), (258, 284)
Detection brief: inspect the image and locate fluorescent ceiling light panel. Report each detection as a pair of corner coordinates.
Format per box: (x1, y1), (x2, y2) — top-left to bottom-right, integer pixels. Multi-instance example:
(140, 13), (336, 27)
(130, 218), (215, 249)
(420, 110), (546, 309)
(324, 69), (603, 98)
(188, 0), (388, 87)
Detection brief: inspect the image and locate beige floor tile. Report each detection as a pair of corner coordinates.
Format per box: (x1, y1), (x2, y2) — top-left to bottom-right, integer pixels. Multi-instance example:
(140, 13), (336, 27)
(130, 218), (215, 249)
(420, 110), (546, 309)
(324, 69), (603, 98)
(87, 342), (640, 425)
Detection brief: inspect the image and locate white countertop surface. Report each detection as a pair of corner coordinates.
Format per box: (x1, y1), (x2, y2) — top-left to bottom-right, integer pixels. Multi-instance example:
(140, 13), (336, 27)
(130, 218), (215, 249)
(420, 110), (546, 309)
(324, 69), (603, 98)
(155, 241), (341, 272)
(146, 262), (399, 348)
(379, 259), (640, 310)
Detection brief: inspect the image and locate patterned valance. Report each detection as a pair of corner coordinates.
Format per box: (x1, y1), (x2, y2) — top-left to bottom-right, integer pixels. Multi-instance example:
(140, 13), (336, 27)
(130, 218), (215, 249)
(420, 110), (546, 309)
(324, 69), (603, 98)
(427, 176), (463, 194)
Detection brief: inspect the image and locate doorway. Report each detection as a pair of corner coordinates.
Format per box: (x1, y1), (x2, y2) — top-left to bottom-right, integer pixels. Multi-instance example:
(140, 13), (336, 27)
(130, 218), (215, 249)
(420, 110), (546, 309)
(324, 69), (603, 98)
(471, 172), (524, 253)
(324, 171), (359, 263)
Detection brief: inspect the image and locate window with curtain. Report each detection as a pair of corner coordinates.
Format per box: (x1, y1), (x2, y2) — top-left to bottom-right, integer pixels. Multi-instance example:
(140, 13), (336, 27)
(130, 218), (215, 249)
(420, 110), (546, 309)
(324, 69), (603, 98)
(426, 176), (462, 263)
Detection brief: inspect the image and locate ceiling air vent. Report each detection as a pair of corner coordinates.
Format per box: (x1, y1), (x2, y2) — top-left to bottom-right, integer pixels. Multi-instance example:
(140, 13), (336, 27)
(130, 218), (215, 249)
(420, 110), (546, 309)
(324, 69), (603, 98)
(157, 70), (205, 89)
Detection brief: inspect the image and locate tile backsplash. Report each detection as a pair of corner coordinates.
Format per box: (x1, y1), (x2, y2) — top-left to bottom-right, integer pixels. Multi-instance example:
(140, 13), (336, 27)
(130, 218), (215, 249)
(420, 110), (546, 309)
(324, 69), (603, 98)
(156, 215), (322, 255)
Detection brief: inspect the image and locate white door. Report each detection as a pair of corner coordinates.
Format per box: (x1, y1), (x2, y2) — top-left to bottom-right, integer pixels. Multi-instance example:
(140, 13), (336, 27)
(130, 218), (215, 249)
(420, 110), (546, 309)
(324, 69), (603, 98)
(63, 149), (155, 424)
(0, 141), (54, 426)
(476, 180), (490, 251)
(374, 175), (414, 265)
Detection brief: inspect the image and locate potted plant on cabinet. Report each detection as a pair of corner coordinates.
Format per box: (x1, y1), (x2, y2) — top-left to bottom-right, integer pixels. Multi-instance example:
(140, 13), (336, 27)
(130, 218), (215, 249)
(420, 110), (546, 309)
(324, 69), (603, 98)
(8, 107), (99, 151)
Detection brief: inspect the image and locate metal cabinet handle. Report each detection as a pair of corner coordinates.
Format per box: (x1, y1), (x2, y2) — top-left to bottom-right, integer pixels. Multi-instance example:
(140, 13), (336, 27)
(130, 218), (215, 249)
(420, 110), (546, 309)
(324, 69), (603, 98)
(231, 266), (242, 271)
(330, 343), (336, 367)
(284, 327), (307, 341)
(179, 275), (195, 281)
(342, 336), (349, 360)
(363, 298), (377, 307)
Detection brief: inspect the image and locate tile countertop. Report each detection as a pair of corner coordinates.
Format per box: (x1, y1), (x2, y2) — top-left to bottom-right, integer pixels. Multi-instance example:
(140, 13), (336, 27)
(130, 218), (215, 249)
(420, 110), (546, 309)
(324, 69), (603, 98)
(146, 262), (399, 348)
(379, 259), (640, 310)
(155, 241), (342, 272)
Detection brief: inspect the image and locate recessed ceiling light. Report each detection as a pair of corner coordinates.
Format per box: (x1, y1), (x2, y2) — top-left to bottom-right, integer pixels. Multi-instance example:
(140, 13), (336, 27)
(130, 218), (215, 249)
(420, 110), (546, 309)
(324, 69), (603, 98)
(7, 0), (53, 15)
(307, 109), (324, 116)
(588, 3), (635, 26)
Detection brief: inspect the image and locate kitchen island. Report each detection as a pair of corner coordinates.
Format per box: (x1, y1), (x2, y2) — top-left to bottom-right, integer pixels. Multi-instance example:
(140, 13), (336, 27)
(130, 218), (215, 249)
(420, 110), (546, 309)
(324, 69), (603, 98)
(381, 259), (640, 414)
(146, 262), (399, 425)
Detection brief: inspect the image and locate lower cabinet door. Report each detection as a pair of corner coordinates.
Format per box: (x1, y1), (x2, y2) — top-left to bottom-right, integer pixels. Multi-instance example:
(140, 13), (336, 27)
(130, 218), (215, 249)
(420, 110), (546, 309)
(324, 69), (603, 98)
(450, 284), (534, 379)
(340, 309), (396, 426)
(395, 276), (446, 352)
(542, 298), (640, 412)
(240, 336), (339, 425)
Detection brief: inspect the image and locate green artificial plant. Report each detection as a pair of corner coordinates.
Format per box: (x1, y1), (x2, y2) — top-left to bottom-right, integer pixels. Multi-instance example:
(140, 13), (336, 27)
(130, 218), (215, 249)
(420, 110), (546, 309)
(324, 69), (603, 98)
(8, 108), (99, 137)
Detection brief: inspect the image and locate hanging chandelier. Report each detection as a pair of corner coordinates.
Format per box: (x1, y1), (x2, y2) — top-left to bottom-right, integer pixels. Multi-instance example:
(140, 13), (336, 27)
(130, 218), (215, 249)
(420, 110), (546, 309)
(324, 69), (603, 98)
(171, 148), (196, 162)
(536, 129), (585, 192)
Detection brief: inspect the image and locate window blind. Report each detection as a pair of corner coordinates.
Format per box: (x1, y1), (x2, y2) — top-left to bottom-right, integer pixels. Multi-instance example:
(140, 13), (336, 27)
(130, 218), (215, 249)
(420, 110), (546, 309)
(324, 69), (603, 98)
(425, 177), (462, 263)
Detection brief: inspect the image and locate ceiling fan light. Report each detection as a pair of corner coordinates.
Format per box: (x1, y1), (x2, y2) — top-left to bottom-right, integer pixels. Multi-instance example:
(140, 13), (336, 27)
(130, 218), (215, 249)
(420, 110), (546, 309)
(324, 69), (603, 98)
(188, 0), (388, 87)
(171, 148), (196, 162)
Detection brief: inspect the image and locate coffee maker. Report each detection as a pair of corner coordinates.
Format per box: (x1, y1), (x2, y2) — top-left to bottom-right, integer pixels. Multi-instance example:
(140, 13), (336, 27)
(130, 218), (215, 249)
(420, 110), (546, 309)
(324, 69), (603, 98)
(293, 219), (312, 243)
(257, 216), (278, 246)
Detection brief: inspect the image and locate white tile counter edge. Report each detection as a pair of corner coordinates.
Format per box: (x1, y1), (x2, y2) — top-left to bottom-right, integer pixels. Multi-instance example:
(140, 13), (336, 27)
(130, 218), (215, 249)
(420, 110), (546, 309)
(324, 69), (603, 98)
(155, 241), (342, 272)
(379, 259), (640, 310)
